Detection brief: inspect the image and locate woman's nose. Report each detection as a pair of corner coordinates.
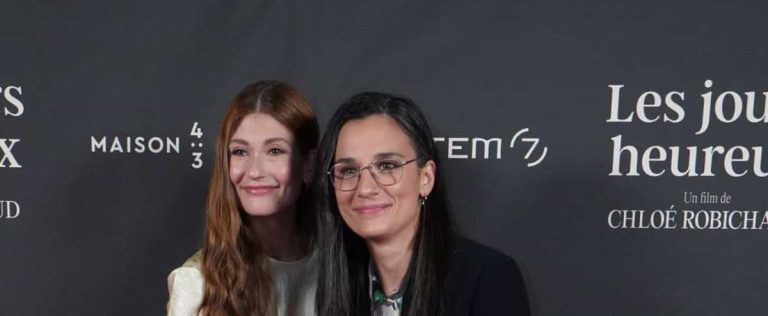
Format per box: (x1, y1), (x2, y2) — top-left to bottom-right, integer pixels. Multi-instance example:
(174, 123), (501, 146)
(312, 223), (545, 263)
(246, 155), (265, 179)
(356, 168), (380, 196)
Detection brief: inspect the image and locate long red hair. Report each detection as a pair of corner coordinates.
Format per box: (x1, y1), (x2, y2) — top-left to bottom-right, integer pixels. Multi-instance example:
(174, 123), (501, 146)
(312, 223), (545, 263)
(198, 81), (319, 315)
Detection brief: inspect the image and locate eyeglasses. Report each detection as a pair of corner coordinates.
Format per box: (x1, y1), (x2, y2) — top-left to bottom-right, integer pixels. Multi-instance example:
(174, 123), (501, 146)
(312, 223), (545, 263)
(328, 158), (418, 191)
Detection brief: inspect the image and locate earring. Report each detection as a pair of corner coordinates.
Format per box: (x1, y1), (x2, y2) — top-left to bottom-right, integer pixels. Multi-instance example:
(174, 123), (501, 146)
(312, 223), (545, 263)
(420, 194), (428, 206)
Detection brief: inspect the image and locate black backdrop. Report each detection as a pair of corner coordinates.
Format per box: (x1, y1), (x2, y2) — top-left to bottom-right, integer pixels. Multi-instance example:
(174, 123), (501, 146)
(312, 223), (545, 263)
(2, 1), (767, 315)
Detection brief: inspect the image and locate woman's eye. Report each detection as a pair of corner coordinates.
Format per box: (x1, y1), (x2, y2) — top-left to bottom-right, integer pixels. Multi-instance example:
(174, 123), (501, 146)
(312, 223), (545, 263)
(376, 160), (399, 171)
(268, 148), (286, 155)
(230, 148), (247, 156)
(338, 166), (358, 178)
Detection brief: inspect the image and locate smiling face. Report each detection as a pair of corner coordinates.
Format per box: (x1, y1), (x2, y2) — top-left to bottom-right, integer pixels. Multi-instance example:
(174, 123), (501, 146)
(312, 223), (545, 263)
(229, 112), (303, 217)
(333, 114), (435, 243)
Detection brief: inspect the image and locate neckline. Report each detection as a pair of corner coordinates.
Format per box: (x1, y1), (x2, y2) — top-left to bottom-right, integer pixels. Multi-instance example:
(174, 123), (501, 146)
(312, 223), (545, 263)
(267, 248), (315, 266)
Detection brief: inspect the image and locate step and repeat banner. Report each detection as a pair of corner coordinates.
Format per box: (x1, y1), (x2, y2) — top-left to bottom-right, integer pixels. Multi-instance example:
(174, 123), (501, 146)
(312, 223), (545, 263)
(1, 1), (766, 315)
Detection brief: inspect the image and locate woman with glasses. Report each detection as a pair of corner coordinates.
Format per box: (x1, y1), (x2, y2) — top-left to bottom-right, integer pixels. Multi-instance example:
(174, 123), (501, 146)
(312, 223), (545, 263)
(167, 81), (320, 316)
(313, 92), (530, 315)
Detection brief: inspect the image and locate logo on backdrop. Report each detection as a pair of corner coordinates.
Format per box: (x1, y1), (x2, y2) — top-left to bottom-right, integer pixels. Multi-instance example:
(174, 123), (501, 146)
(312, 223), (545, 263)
(434, 128), (548, 167)
(607, 80), (768, 177)
(1, 84), (24, 169)
(0, 200), (21, 219)
(89, 122), (205, 169)
(605, 79), (768, 230)
(607, 191), (768, 231)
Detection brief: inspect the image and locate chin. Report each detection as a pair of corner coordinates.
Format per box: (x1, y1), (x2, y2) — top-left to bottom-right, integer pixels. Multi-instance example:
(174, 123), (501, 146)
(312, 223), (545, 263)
(242, 209), (282, 217)
(347, 222), (390, 241)
(240, 200), (282, 217)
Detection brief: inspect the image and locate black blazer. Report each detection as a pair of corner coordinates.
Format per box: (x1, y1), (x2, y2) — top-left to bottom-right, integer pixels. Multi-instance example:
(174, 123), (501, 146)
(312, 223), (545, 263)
(356, 237), (530, 315)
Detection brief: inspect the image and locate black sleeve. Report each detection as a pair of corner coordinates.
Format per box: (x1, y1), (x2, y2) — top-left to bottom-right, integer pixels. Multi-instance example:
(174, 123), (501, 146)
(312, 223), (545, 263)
(469, 255), (530, 316)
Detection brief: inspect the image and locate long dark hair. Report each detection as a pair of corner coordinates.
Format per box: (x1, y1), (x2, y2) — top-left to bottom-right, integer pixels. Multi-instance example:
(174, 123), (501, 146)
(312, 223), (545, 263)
(199, 80), (319, 316)
(313, 92), (455, 315)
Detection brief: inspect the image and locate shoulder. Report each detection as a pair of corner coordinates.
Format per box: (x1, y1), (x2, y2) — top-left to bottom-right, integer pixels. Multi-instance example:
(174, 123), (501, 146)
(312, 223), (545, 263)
(451, 237), (520, 276)
(448, 237), (530, 315)
(180, 249), (203, 269)
(168, 250), (203, 291)
(453, 237), (510, 262)
(167, 250), (204, 316)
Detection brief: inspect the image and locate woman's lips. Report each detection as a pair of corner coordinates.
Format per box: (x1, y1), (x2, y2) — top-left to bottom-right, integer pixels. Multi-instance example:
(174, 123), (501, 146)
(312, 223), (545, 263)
(240, 185), (278, 195)
(352, 203), (391, 214)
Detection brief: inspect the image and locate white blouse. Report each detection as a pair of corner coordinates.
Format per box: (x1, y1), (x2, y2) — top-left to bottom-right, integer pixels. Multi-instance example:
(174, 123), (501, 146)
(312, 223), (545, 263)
(167, 250), (318, 316)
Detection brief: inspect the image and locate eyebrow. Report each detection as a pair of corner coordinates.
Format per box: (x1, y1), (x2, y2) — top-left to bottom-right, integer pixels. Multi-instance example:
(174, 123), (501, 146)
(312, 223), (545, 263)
(334, 152), (405, 164)
(229, 138), (248, 146)
(229, 137), (291, 147)
(264, 137), (291, 145)
(374, 152), (405, 160)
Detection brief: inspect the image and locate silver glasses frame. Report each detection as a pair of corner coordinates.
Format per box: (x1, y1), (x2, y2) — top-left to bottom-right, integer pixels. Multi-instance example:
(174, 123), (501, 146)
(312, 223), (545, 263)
(327, 158), (418, 191)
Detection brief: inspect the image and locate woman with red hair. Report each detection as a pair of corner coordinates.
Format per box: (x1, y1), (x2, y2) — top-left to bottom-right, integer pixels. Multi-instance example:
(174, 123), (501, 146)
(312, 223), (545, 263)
(167, 81), (320, 316)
